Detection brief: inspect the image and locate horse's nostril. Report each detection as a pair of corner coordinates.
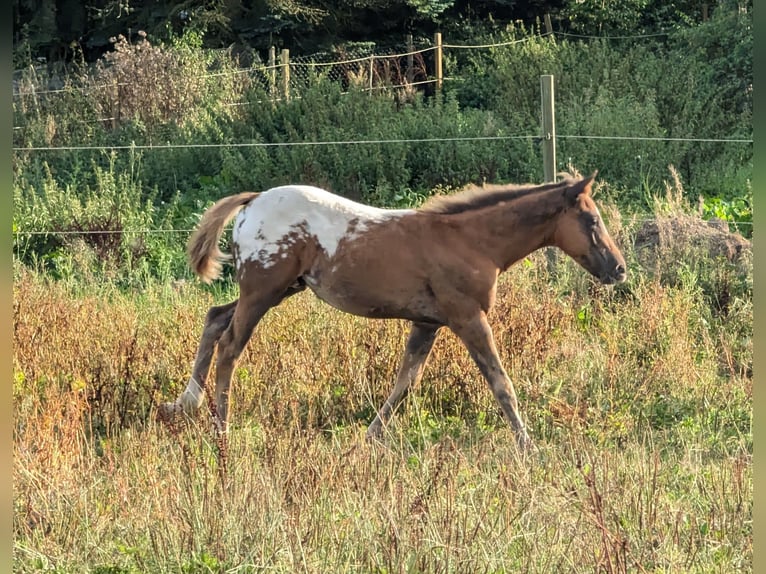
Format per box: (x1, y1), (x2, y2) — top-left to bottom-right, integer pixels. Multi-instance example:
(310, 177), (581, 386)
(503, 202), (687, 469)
(616, 264), (625, 275)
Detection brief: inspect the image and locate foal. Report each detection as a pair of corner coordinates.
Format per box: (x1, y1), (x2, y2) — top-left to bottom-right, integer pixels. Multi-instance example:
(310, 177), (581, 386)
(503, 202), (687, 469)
(159, 173), (626, 450)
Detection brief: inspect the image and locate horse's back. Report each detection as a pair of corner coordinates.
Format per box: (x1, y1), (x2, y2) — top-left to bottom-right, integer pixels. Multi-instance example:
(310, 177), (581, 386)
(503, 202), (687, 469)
(232, 185), (413, 271)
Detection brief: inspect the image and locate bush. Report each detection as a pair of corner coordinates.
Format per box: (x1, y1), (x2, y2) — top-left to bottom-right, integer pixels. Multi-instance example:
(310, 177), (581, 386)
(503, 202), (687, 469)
(12, 12), (751, 282)
(13, 153), (187, 286)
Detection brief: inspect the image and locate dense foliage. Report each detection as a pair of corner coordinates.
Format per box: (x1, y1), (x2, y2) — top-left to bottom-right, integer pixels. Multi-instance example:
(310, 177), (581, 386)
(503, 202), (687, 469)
(12, 0), (751, 285)
(14, 0), (718, 63)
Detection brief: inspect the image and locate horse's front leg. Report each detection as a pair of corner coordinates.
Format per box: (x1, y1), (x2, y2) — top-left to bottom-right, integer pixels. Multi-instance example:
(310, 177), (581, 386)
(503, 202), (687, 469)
(366, 322), (441, 442)
(450, 311), (533, 451)
(158, 300), (238, 422)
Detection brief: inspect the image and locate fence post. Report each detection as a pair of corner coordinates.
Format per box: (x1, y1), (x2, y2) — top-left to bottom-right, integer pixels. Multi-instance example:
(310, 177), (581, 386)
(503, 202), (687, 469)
(112, 80), (118, 129)
(369, 55), (374, 93)
(280, 48), (290, 100)
(540, 74), (556, 182)
(702, 3), (709, 20)
(540, 74), (558, 274)
(434, 32), (443, 91)
(544, 13), (553, 35)
(268, 46), (276, 98)
(406, 34), (414, 84)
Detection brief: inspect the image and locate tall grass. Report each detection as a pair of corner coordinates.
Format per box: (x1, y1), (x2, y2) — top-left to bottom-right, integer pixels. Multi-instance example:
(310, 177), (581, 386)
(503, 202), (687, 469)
(13, 200), (752, 571)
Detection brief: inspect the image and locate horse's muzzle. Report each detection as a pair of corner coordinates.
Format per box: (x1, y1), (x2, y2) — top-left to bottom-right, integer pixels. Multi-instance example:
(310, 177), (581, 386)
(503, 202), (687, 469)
(600, 263), (627, 285)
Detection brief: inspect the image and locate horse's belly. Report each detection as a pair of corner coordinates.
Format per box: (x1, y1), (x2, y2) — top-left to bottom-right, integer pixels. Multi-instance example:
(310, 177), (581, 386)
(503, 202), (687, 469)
(304, 272), (441, 322)
(304, 277), (381, 317)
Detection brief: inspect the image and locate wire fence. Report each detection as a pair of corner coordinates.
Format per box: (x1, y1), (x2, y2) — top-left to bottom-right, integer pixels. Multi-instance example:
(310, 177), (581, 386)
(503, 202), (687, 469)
(11, 133), (753, 153)
(12, 26), (753, 143)
(11, 213), (753, 240)
(12, 25), (753, 238)
(4, 28), (696, 101)
(12, 26), (688, 100)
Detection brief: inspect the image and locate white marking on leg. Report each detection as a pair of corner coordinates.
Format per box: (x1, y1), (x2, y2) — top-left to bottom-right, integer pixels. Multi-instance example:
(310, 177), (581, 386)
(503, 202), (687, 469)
(178, 377), (205, 413)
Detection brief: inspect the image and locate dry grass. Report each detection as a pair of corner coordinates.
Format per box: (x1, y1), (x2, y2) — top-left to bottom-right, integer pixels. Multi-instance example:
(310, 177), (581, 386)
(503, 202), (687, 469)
(13, 240), (752, 572)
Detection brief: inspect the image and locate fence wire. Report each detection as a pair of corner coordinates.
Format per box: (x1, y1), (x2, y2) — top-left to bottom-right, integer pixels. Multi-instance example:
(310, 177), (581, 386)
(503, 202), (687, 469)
(12, 131), (753, 153)
(12, 215), (752, 240)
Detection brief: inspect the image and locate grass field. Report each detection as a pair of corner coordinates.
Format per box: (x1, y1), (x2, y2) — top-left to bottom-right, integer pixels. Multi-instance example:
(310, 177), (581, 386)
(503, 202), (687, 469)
(13, 207), (752, 573)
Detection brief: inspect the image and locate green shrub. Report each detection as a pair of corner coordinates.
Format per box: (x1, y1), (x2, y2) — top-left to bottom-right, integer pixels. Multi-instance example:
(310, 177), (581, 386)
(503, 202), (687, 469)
(13, 153), (187, 286)
(12, 13), (751, 282)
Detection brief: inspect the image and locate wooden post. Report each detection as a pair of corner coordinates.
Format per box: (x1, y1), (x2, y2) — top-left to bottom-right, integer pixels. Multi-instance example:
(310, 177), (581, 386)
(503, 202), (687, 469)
(368, 55), (374, 93)
(268, 46), (276, 98)
(702, 3), (709, 21)
(434, 32), (443, 91)
(540, 74), (558, 273)
(544, 13), (553, 35)
(406, 34), (414, 84)
(112, 80), (118, 129)
(540, 74), (556, 182)
(280, 48), (290, 100)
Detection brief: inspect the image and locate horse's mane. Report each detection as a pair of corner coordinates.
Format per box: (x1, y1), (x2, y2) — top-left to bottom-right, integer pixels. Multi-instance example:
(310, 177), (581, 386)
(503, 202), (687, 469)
(419, 174), (580, 215)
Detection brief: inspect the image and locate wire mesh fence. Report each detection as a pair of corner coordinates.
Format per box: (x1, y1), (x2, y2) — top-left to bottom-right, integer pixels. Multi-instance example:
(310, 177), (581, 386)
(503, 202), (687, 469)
(13, 41), (437, 101)
(12, 27), (753, 145)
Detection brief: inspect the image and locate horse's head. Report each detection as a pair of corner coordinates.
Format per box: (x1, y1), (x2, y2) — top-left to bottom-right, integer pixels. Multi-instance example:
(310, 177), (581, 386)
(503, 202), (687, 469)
(553, 172), (627, 285)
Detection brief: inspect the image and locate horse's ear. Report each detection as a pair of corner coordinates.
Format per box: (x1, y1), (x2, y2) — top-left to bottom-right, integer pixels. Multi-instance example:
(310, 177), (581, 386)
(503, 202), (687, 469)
(564, 170), (598, 203)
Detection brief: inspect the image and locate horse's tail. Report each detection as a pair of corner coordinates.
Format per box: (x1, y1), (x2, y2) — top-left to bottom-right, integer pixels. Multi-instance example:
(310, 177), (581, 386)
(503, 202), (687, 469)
(188, 192), (260, 284)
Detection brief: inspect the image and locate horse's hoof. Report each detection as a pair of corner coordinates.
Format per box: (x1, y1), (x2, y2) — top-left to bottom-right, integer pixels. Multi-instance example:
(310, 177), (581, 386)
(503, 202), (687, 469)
(365, 425), (385, 445)
(516, 433), (536, 454)
(156, 402), (182, 426)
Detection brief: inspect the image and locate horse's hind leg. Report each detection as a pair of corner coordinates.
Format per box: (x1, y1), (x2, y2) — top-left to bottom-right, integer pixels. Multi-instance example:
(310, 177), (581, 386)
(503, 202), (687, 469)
(212, 271), (306, 431)
(366, 322), (440, 441)
(158, 300), (238, 421)
(450, 311), (533, 451)
(158, 277), (308, 426)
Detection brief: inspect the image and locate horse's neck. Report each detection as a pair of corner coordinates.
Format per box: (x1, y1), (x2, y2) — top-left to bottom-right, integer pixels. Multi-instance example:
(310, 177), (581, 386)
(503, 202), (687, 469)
(455, 193), (563, 270)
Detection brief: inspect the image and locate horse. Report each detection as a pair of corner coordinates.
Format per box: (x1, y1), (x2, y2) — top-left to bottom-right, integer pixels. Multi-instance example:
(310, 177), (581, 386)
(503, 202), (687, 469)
(158, 172), (626, 450)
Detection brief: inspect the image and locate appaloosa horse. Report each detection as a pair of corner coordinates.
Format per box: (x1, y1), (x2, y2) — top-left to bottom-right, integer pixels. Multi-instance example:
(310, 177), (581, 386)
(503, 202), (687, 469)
(159, 172), (626, 450)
